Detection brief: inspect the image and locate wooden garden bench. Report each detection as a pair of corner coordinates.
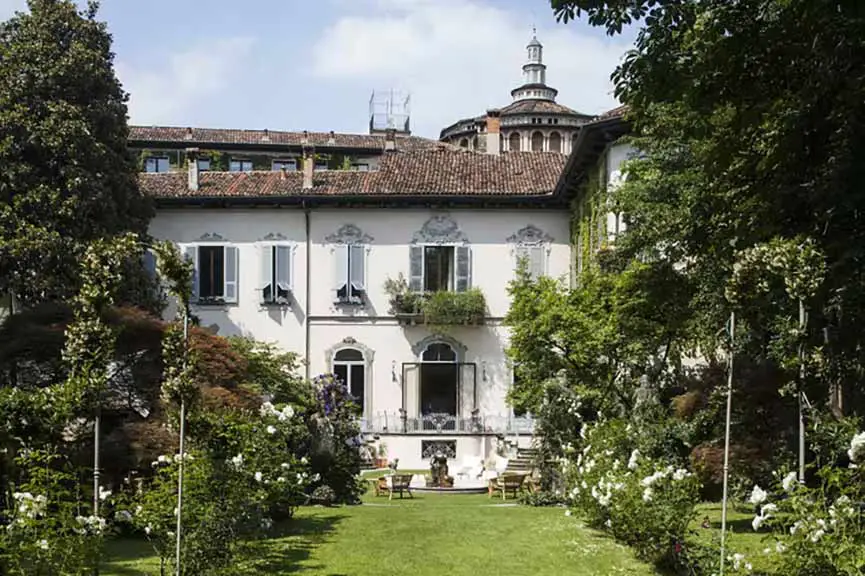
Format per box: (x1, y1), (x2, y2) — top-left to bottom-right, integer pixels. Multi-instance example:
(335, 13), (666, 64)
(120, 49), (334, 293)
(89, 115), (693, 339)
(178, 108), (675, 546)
(488, 472), (528, 500)
(387, 474), (414, 500)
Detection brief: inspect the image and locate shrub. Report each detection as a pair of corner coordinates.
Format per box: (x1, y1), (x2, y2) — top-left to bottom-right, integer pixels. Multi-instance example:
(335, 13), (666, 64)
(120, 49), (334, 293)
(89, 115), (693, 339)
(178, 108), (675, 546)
(307, 374), (365, 504)
(311, 485), (336, 506)
(741, 426), (865, 576)
(562, 418), (702, 567)
(0, 450), (107, 574)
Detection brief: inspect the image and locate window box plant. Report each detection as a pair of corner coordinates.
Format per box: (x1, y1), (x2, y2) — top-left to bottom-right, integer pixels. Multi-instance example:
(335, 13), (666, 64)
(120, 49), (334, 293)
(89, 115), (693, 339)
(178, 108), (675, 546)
(384, 274), (487, 327)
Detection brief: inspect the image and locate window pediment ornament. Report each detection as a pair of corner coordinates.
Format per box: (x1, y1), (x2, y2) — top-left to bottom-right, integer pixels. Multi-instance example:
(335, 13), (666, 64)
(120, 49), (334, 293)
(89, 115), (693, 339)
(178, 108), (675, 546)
(412, 214), (468, 244)
(261, 232), (288, 241)
(324, 336), (375, 367)
(197, 232), (226, 242)
(507, 225), (552, 246)
(325, 224), (373, 245)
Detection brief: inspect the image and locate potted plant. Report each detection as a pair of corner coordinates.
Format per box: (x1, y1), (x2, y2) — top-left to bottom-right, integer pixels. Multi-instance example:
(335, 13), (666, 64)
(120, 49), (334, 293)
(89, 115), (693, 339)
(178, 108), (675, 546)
(376, 443), (388, 469)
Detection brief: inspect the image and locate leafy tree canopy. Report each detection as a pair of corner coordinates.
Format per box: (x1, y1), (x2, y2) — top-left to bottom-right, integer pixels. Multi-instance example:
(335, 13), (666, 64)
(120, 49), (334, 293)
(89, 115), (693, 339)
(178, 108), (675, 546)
(0, 0), (152, 307)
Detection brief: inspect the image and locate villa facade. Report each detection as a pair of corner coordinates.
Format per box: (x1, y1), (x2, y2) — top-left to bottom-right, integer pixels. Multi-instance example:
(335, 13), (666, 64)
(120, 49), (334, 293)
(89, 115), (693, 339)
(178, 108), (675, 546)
(133, 91), (631, 471)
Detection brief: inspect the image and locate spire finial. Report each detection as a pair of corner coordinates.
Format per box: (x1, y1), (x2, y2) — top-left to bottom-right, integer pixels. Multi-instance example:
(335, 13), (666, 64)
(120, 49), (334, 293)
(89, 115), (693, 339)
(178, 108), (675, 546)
(532, 24), (536, 37)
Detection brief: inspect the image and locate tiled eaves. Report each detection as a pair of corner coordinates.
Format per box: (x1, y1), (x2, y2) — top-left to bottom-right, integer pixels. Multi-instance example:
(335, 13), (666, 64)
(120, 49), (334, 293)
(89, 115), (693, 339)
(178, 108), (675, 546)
(139, 149), (569, 200)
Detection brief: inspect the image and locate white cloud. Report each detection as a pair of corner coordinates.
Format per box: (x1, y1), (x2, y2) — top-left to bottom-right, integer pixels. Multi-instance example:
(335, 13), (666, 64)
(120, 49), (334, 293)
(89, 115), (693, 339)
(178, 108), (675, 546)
(116, 37), (254, 125)
(311, 0), (630, 137)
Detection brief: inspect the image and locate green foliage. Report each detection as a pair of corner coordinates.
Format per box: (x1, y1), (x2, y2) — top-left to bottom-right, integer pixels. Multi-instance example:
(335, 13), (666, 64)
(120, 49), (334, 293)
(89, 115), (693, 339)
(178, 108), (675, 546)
(1, 450), (107, 575)
(742, 426), (865, 575)
(506, 260), (690, 417)
(0, 0), (153, 308)
(563, 417), (703, 569)
(384, 275), (487, 327)
(117, 403), (314, 575)
(308, 374), (364, 504)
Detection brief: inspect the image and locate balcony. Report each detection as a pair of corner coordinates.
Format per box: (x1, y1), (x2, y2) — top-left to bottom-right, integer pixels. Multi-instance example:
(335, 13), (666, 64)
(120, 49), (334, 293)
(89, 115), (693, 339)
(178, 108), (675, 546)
(386, 278), (487, 327)
(359, 412), (536, 436)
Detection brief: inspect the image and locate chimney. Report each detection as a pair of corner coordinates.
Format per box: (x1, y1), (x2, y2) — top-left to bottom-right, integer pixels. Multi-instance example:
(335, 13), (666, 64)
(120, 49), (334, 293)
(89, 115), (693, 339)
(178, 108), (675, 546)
(302, 145), (315, 190)
(186, 147), (200, 192)
(302, 130), (309, 144)
(485, 109), (501, 156)
(384, 128), (396, 152)
(262, 128), (270, 142)
(328, 130), (336, 145)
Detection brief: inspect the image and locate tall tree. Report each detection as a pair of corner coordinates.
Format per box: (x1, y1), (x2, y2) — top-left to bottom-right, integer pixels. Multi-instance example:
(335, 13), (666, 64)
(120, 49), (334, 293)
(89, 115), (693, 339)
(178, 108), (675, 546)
(550, 0), (865, 414)
(0, 0), (152, 308)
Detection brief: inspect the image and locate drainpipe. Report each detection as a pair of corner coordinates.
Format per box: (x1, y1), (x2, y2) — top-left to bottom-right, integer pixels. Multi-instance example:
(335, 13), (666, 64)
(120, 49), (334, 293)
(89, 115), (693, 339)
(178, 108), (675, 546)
(304, 202), (311, 382)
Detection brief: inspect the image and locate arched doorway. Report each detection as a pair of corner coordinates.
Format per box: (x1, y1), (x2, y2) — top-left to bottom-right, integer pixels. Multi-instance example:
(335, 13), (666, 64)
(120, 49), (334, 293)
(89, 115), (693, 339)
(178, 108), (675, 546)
(420, 342), (458, 428)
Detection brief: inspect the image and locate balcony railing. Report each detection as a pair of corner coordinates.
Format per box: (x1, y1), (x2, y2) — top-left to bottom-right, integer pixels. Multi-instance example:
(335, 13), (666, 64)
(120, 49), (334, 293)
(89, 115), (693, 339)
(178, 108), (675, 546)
(359, 412), (536, 435)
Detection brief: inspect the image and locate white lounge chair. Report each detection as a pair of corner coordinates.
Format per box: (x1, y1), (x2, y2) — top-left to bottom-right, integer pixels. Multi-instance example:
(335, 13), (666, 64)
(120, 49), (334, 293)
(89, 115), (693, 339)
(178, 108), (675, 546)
(455, 455), (484, 481)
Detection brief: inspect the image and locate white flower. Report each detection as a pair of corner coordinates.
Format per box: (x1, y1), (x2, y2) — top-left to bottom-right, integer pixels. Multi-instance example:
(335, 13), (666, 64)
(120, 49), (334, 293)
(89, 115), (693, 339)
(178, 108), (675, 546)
(157, 454), (170, 464)
(627, 450), (640, 470)
(775, 541), (786, 553)
(564, 509), (572, 517)
(848, 431), (865, 463)
(37, 539), (49, 550)
(642, 487), (653, 502)
(810, 528), (825, 542)
(266, 425), (277, 435)
(260, 401), (275, 417)
(281, 462), (290, 469)
(781, 471), (798, 492)
(790, 520), (803, 535)
(135, 506), (143, 515)
(98, 486), (112, 501)
(604, 519), (612, 529)
(144, 525), (152, 535)
(752, 514), (765, 531)
(745, 563), (753, 572)
(254, 471), (263, 483)
(312, 473), (321, 482)
(748, 485), (767, 506)
(277, 476), (286, 483)
(673, 468), (689, 481)
(230, 454), (244, 469)
(730, 553), (746, 571)
(279, 405), (295, 422)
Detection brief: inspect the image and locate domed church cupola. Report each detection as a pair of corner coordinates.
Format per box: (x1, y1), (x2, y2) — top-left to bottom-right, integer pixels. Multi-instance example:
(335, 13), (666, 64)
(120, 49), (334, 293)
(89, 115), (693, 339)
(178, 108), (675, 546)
(511, 29), (558, 103)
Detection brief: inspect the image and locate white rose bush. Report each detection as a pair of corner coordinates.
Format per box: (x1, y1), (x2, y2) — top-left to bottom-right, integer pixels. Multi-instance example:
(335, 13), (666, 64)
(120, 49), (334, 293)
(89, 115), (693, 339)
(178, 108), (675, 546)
(1, 450), (107, 574)
(115, 399), (312, 575)
(744, 428), (865, 575)
(562, 418), (702, 567)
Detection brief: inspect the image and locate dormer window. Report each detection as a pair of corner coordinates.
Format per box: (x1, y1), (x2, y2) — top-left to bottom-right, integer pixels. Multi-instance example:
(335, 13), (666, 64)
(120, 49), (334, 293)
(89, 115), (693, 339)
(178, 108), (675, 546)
(145, 156), (170, 173)
(229, 159), (253, 172)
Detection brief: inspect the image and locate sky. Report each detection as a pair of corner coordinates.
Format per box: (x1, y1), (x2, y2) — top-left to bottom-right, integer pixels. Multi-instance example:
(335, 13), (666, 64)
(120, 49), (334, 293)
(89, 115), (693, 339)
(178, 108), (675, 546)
(0, 0), (636, 139)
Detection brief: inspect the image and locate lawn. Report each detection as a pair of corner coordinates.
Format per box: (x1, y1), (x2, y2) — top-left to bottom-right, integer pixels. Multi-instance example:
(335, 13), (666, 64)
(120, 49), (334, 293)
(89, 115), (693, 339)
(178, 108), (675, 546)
(101, 489), (659, 575)
(691, 502), (778, 574)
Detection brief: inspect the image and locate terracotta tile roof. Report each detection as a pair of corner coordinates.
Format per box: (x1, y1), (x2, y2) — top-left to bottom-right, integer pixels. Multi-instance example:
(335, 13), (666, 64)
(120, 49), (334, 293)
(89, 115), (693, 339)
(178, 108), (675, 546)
(499, 99), (588, 117)
(140, 148), (567, 200)
(128, 125), (441, 152)
(594, 104), (628, 120)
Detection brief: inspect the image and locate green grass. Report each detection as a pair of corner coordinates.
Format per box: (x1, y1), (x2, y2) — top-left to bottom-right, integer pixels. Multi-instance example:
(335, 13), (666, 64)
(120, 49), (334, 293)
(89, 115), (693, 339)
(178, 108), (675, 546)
(102, 489), (659, 575)
(691, 502), (779, 574)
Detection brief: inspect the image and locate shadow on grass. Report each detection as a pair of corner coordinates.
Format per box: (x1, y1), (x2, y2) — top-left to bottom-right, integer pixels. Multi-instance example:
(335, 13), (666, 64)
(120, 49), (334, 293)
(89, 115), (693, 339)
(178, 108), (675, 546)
(237, 510), (348, 574)
(101, 538), (162, 576)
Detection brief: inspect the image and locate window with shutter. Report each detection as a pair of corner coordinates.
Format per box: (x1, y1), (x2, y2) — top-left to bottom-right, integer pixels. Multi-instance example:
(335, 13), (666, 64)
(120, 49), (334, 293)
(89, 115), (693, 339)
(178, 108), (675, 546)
(187, 244), (238, 304)
(335, 245), (366, 304)
(261, 244), (293, 305)
(455, 246), (471, 292)
(514, 245), (546, 280)
(183, 246), (198, 301)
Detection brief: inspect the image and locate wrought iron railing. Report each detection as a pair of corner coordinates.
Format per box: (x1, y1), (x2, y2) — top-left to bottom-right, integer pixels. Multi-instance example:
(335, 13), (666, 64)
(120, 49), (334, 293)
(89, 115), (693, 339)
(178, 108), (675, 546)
(358, 412), (536, 435)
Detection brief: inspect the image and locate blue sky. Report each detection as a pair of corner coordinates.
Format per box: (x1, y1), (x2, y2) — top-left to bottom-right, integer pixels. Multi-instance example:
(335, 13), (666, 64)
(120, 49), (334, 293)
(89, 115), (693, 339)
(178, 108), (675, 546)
(1, 0), (636, 138)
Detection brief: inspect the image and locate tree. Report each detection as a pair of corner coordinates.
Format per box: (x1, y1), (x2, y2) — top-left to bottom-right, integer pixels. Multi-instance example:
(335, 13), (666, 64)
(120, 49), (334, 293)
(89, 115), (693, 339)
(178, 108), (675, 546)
(0, 0), (152, 308)
(549, 0), (865, 417)
(506, 260), (690, 417)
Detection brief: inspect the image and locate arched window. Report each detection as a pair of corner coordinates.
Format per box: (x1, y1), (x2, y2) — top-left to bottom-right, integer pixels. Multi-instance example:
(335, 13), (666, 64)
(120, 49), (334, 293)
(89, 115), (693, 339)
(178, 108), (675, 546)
(549, 132), (562, 153)
(459, 138), (469, 148)
(531, 131), (544, 152)
(333, 348), (365, 411)
(509, 132), (521, 152)
(422, 342), (456, 362)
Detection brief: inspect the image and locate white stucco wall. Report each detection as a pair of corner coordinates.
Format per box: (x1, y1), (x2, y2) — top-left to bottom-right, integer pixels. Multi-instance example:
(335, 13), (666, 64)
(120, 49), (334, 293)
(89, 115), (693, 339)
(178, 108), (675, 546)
(148, 207), (570, 426)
